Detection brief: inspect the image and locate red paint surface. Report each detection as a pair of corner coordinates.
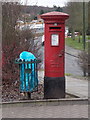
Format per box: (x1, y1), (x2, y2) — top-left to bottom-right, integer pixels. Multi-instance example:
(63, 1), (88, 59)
(41, 11), (69, 77)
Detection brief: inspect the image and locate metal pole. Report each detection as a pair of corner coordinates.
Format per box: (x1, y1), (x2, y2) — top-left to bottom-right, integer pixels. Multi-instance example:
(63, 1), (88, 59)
(83, 1), (86, 50)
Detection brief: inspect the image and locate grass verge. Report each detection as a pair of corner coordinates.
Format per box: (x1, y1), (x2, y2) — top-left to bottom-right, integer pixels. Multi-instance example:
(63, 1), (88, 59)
(65, 36), (88, 51)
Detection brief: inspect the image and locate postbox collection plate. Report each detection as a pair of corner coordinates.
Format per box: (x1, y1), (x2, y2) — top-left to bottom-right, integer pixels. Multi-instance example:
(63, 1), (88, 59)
(51, 34), (59, 46)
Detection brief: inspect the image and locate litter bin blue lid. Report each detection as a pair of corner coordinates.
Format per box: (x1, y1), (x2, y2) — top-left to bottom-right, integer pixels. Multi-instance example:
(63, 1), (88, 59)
(20, 51), (36, 61)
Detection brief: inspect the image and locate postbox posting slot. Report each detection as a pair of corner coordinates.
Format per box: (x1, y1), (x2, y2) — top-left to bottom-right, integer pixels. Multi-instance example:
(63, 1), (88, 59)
(49, 26), (62, 32)
(50, 27), (61, 30)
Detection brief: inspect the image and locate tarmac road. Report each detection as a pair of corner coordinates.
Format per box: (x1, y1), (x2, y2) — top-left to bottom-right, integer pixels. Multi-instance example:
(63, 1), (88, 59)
(65, 46), (83, 76)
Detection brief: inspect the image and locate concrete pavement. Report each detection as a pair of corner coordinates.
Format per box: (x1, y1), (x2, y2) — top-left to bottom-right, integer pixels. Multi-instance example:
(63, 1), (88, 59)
(66, 76), (88, 98)
(2, 104), (88, 118)
(38, 70), (88, 98)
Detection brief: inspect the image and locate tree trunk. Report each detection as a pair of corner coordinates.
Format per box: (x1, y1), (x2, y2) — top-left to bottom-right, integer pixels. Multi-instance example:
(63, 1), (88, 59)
(78, 33), (81, 43)
(88, 65), (90, 76)
(71, 29), (75, 40)
(83, 68), (86, 77)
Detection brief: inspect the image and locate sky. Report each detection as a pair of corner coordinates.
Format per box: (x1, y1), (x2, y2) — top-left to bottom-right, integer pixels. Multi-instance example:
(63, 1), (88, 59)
(1, 0), (89, 4)
(20, 0), (68, 7)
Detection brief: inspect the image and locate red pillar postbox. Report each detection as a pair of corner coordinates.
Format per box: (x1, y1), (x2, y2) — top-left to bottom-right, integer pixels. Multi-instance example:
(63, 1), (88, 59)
(41, 11), (69, 99)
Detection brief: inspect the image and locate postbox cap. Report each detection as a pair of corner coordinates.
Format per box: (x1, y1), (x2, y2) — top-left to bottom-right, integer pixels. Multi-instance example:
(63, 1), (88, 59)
(41, 11), (69, 21)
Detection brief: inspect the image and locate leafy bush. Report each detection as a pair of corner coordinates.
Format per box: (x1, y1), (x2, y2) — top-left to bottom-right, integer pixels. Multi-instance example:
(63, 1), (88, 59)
(2, 3), (41, 85)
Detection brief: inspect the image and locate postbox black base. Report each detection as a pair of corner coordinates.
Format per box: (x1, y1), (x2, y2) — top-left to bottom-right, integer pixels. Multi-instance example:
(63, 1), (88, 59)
(44, 76), (65, 99)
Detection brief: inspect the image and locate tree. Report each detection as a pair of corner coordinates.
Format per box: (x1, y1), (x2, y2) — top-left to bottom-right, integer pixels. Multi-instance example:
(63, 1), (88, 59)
(64, 2), (88, 42)
(87, 2), (90, 35)
(65, 2), (83, 40)
(39, 9), (45, 15)
(2, 2), (21, 82)
(53, 5), (57, 9)
(2, 2), (41, 85)
(33, 16), (37, 20)
(2, 2), (41, 101)
(55, 7), (63, 12)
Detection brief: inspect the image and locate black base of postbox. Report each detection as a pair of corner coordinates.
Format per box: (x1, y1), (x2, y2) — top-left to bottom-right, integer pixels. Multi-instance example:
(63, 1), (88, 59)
(44, 76), (65, 99)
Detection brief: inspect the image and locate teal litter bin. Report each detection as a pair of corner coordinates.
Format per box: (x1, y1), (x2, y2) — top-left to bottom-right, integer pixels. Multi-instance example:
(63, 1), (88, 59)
(15, 51), (41, 93)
